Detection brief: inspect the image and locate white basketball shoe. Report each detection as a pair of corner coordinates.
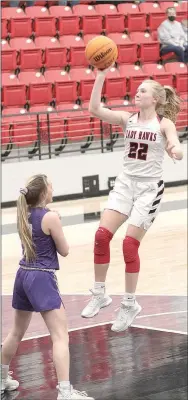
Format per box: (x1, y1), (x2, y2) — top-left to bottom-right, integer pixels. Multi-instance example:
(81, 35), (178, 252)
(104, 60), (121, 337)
(81, 289), (112, 318)
(57, 385), (94, 400)
(111, 300), (142, 332)
(1, 371), (19, 394)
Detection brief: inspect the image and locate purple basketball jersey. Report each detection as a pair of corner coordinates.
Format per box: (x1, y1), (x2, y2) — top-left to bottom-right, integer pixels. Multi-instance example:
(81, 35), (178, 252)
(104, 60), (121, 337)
(19, 208), (59, 270)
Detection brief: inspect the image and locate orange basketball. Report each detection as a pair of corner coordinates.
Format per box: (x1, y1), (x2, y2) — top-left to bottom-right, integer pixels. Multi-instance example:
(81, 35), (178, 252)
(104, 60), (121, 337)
(85, 36), (118, 70)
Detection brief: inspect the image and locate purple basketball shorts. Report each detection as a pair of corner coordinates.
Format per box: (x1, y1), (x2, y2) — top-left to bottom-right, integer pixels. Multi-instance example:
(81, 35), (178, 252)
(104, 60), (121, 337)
(12, 267), (63, 312)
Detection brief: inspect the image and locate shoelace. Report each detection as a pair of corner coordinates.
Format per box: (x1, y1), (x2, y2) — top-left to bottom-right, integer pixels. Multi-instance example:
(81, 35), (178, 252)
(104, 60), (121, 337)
(57, 385), (88, 397)
(87, 289), (102, 308)
(117, 305), (131, 322)
(72, 389), (88, 397)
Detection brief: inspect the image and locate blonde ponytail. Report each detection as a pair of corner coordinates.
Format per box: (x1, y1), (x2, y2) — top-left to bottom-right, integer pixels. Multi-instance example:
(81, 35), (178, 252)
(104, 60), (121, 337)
(17, 174), (48, 262)
(17, 193), (36, 262)
(143, 80), (181, 124)
(163, 86), (181, 124)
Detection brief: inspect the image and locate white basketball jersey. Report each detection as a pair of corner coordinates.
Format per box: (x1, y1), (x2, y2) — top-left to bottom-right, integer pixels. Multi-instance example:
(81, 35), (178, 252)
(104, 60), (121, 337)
(123, 113), (166, 180)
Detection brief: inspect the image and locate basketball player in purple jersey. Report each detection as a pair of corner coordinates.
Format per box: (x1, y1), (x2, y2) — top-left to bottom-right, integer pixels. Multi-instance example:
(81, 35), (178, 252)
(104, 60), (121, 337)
(81, 68), (183, 332)
(1, 174), (94, 400)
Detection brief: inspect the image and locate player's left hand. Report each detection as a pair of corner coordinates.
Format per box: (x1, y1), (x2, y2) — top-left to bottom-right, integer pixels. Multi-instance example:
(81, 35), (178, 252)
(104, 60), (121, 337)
(166, 143), (183, 160)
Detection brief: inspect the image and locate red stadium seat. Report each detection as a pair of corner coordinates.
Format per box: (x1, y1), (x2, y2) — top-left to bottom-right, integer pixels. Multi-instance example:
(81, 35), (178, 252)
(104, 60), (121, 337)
(35, 37), (67, 69)
(159, 2), (181, 12)
(176, 11), (187, 22)
(2, 19), (8, 39)
(148, 12), (165, 30)
(104, 67), (126, 100)
(142, 64), (173, 86)
(95, 4), (125, 33)
(19, 48), (43, 70)
(2, 7), (25, 19)
(69, 67), (95, 101)
(83, 34), (99, 45)
(130, 32), (160, 62)
(2, 72), (19, 86)
(108, 33), (137, 63)
(34, 16), (57, 37)
(139, 2), (161, 13)
(161, 52), (177, 61)
(50, 6), (80, 36)
(73, 4), (103, 34)
(28, 82), (53, 105)
(59, 35), (86, 67)
(2, 49), (18, 72)
(9, 17), (33, 38)
(72, 4), (97, 16)
(117, 3), (146, 31)
(176, 110), (188, 131)
(130, 31), (153, 43)
(1, 39), (11, 50)
(3, 84), (27, 107)
(10, 37), (36, 50)
(127, 13), (147, 32)
(119, 64), (149, 97)
(151, 31), (157, 41)
(44, 69), (71, 84)
(2, 107), (28, 118)
(117, 3), (140, 14)
(164, 62), (188, 94)
(63, 111), (92, 142)
(59, 36), (87, 67)
(139, 42), (160, 63)
(12, 117), (38, 147)
(179, 1), (187, 12)
(55, 80), (77, 104)
(19, 71), (46, 84)
(25, 5), (49, 17)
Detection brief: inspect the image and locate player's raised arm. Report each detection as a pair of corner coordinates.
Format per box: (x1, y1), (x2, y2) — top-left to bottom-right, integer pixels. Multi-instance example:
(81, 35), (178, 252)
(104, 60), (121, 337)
(89, 69), (130, 128)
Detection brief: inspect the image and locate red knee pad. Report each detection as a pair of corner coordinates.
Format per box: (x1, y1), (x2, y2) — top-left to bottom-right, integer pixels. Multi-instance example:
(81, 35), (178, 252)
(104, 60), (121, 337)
(123, 236), (140, 273)
(94, 227), (113, 264)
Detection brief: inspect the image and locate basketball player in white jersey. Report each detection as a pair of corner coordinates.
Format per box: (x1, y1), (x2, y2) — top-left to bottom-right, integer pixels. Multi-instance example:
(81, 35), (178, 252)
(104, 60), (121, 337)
(81, 67), (183, 332)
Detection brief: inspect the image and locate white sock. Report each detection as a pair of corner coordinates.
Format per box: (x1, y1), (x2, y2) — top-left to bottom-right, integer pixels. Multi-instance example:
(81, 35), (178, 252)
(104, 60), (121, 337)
(123, 292), (136, 305)
(59, 381), (71, 397)
(94, 282), (105, 292)
(1, 364), (9, 380)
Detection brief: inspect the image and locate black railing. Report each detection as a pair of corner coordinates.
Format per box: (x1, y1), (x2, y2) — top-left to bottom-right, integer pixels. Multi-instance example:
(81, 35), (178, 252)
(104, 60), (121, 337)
(1, 103), (188, 162)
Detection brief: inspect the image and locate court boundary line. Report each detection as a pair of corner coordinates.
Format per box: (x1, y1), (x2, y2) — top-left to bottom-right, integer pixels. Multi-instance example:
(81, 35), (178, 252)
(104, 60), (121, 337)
(19, 314), (187, 342)
(2, 293), (187, 297)
(115, 310), (187, 317)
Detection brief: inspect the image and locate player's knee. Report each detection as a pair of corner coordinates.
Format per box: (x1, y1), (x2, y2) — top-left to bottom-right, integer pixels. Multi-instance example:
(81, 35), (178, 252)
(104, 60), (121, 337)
(123, 236), (140, 273)
(94, 227), (113, 264)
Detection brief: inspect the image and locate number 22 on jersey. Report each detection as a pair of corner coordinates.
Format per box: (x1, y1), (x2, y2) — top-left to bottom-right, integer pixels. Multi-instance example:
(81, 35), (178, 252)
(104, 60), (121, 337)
(128, 142), (148, 161)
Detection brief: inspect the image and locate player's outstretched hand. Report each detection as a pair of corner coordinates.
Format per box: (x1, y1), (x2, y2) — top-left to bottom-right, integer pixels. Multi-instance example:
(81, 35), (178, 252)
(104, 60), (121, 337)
(166, 142), (183, 160)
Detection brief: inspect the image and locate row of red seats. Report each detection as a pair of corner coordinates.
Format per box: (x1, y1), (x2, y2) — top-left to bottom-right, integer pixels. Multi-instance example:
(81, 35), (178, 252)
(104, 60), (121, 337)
(2, 101), (187, 151)
(2, 33), (163, 71)
(2, 63), (187, 112)
(2, 3), (187, 38)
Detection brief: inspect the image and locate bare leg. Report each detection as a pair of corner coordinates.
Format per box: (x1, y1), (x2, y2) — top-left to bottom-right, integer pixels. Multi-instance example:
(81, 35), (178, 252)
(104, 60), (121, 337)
(1, 310), (32, 392)
(2, 310), (32, 366)
(41, 305), (69, 382)
(94, 209), (128, 282)
(82, 210), (128, 318)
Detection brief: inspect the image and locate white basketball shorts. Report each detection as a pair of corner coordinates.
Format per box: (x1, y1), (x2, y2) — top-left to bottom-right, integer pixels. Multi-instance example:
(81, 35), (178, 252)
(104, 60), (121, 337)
(106, 171), (164, 230)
